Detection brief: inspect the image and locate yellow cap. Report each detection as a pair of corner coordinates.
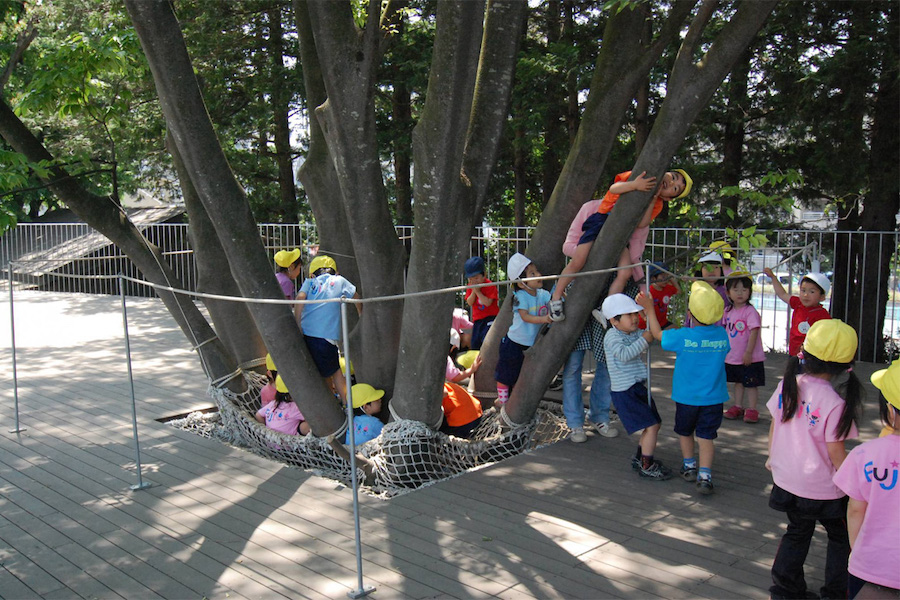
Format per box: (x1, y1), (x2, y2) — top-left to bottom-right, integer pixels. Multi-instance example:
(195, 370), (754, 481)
(310, 255), (337, 276)
(709, 240), (734, 260)
(265, 353), (276, 372)
(275, 374), (289, 394)
(339, 355), (354, 375)
(274, 248), (301, 268)
(351, 383), (384, 409)
(871, 361), (900, 410)
(673, 169), (692, 199)
(456, 350), (480, 369)
(689, 281), (724, 325)
(803, 319), (857, 364)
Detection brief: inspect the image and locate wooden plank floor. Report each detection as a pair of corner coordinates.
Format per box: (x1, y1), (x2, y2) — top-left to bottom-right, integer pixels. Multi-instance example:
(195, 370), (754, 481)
(0, 290), (887, 600)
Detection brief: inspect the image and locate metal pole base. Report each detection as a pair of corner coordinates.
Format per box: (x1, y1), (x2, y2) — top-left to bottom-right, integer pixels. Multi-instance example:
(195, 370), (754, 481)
(130, 481), (154, 491)
(8, 427), (26, 434)
(347, 585), (375, 599)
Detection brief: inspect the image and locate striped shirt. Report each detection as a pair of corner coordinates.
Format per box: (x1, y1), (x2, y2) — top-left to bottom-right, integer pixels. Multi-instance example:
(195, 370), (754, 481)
(603, 327), (650, 392)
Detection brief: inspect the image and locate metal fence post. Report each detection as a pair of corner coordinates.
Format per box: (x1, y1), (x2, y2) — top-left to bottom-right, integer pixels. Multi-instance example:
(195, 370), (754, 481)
(7, 264), (25, 434)
(119, 274), (152, 491)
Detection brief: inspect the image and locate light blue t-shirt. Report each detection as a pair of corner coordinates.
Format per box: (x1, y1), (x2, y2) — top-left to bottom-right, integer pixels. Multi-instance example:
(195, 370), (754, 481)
(507, 288), (550, 347)
(299, 273), (357, 340)
(661, 325), (730, 406)
(345, 414), (383, 445)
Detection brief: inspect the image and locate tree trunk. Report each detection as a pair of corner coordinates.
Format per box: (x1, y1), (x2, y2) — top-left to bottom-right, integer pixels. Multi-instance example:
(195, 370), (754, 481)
(719, 47), (751, 226)
(268, 5), (299, 220)
(513, 122), (528, 228)
(125, 0), (345, 437)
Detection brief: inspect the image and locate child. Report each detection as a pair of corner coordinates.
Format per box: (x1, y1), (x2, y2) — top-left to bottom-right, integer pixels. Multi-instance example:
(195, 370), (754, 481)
(440, 381), (484, 439)
(446, 329), (482, 384)
(602, 293), (672, 480)
(765, 319), (862, 600)
(345, 383), (384, 445)
(464, 256), (500, 350)
(494, 252), (552, 407)
(644, 281), (729, 494)
(764, 267), (831, 356)
(638, 262), (680, 330)
(274, 248), (303, 299)
(549, 168), (692, 321)
(833, 360), (900, 599)
(297, 255), (361, 405)
(260, 353), (278, 407)
(255, 375), (310, 435)
(451, 307), (474, 350)
(722, 272), (765, 424)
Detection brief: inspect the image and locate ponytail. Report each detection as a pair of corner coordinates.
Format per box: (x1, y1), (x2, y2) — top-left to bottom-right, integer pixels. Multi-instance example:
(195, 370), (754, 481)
(781, 356), (802, 421)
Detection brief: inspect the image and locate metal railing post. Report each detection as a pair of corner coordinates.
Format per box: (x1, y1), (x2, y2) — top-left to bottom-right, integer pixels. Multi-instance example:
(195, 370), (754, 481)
(7, 264), (25, 434)
(119, 274), (152, 491)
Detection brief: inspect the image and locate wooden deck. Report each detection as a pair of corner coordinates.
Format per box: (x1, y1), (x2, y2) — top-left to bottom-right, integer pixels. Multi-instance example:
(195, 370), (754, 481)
(0, 291), (887, 600)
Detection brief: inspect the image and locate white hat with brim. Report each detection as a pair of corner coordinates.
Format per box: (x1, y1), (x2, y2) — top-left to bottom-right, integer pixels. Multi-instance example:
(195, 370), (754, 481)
(801, 272), (831, 296)
(507, 252), (532, 281)
(698, 251), (723, 264)
(601, 294), (643, 321)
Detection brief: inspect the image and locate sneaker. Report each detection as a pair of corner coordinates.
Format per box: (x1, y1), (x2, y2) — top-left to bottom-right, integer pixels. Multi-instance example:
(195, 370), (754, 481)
(639, 461), (673, 480)
(569, 427), (587, 443)
(743, 408), (760, 423)
(588, 421), (619, 438)
(723, 405), (744, 420)
(549, 299), (565, 322)
(548, 375), (564, 391)
(631, 456), (669, 472)
(591, 308), (608, 327)
(680, 465), (698, 482)
(697, 478), (715, 495)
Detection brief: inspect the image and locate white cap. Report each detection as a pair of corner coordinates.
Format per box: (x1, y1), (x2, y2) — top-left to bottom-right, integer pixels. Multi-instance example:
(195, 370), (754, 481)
(801, 272), (830, 295)
(449, 328), (460, 349)
(507, 252), (532, 281)
(698, 251), (723, 264)
(601, 294), (643, 320)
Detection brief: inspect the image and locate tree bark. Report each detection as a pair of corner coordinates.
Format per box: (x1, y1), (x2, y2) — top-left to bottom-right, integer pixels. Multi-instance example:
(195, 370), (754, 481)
(719, 47), (751, 226)
(268, 5), (299, 220)
(125, 0), (345, 437)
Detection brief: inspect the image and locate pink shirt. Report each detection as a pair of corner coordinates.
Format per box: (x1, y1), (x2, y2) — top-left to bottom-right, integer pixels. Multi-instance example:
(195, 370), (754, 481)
(446, 356), (462, 381)
(725, 303), (765, 364)
(833, 435), (900, 589)
(452, 308), (474, 332)
(563, 199), (649, 282)
(767, 376), (858, 499)
(256, 400), (305, 435)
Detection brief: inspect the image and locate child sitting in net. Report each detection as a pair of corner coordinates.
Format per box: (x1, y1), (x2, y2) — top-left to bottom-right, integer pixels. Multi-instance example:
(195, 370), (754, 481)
(549, 168), (692, 321)
(255, 375), (310, 436)
(260, 353), (278, 408)
(345, 383), (385, 446)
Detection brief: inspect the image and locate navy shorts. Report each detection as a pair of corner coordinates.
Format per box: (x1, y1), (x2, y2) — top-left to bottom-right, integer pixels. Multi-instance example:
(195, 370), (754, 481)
(304, 335), (340, 377)
(674, 403), (724, 439)
(577, 212), (609, 245)
(471, 317), (495, 350)
(495, 336), (528, 387)
(610, 382), (661, 435)
(725, 361), (766, 387)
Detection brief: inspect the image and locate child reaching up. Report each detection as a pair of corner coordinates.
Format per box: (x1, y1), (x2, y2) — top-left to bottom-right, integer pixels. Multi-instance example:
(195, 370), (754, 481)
(549, 168), (692, 321)
(833, 360), (900, 599)
(643, 282), (730, 495)
(722, 273), (765, 424)
(766, 319), (862, 600)
(255, 375), (310, 436)
(494, 253), (552, 408)
(602, 293), (672, 480)
(764, 267), (831, 356)
(297, 255), (361, 405)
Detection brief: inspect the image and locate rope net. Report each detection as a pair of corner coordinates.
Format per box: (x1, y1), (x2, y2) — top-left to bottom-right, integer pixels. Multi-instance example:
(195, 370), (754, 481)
(168, 371), (570, 498)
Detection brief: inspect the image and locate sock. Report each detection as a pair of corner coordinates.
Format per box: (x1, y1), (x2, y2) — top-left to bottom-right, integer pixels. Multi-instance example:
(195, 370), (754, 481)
(683, 458), (697, 469)
(635, 446), (642, 459)
(496, 384), (509, 404)
(641, 454), (654, 470)
(698, 467), (712, 481)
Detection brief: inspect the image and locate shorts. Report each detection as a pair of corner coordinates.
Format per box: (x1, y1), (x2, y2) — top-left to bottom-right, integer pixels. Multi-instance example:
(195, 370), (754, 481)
(725, 361), (766, 387)
(768, 484), (847, 519)
(471, 317), (495, 350)
(494, 336), (528, 387)
(304, 335), (340, 377)
(674, 403), (724, 439)
(610, 382), (661, 435)
(577, 212), (609, 245)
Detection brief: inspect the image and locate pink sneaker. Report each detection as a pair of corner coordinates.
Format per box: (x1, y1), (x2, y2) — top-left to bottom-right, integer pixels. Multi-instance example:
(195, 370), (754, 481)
(723, 405), (744, 420)
(743, 408), (760, 423)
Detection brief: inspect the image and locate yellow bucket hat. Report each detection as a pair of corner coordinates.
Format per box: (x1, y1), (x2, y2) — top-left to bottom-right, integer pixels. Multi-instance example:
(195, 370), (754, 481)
(456, 350), (480, 369)
(871, 361), (900, 410)
(688, 281), (724, 325)
(673, 169), (692, 199)
(274, 248), (301, 268)
(310, 255), (337, 276)
(275, 374), (289, 394)
(265, 353), (276, 372)
(351, 383), (385, 409)
(802, 319), (858, 364)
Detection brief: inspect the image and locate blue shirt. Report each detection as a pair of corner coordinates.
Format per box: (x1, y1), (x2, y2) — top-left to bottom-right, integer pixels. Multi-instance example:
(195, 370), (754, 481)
(661, 325), (730, 406)
(299, 273), (357, 340)
(345, 414), (383, 445)
(508, 288), (550, 347)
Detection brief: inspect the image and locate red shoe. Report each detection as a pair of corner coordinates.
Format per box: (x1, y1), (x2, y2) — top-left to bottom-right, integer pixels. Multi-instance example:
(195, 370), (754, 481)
(743, 408), (760, 423)
(723, 405), (744, 420)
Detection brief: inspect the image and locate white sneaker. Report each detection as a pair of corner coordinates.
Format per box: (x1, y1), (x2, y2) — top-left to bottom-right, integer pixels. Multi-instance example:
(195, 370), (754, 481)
(569, 427), (587, 443)
(591, 308), (607, 327)
(589, 421), (619, 438)
(549, 299), (565, 322)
